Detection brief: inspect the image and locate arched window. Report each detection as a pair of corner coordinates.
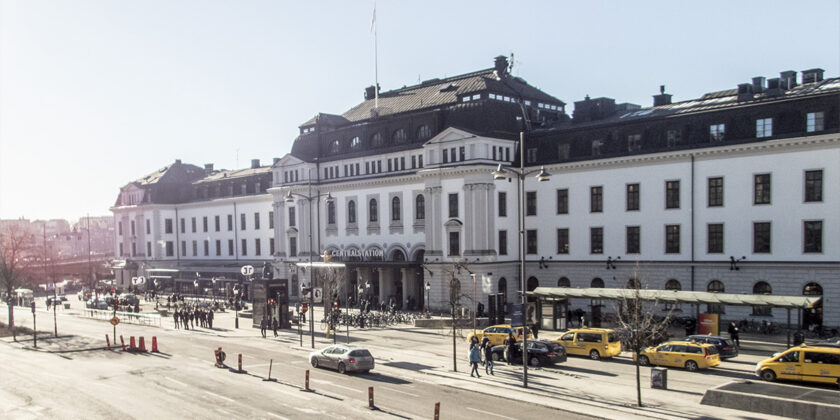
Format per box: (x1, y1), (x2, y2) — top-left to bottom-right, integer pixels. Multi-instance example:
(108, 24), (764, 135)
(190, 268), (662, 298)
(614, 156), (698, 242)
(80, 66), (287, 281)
(665, 279), (681, 291)
(329, 139), (341, 154)
(393, 128), (408, 144)
(498, 277), (507, 305)
(626, 278), (641, 289)
(527, 277), (540, 291)
(347, 200), (356, 224)
(371, 133), (383, 147)
(557, 277), (570, 288)
(707, 280), (725, 314)
(391, 196), (401, 221)
(369, 199), (378, 222)
(327, 201), (336, 225)
(415, 195), (425, 220)
(752, 281), (772, 316)
(349, 136), (361, 150)
(591, 278), (605, 288)
(803, 282), (823, 296)
(417, 124), (432, 141)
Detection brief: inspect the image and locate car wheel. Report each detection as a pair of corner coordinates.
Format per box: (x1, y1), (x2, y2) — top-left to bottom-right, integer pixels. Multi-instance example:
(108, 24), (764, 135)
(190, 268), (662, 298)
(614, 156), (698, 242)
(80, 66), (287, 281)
(638, 355), (650, 366)
(760, 369), (776, 382)
(337, 362), (347, 374)
(491, 353), (500, 362)
(311, 358), (319, 368)
(589, 350), (601, 360)
(685, 360), (699, 372)
(529, 356), (540, 367)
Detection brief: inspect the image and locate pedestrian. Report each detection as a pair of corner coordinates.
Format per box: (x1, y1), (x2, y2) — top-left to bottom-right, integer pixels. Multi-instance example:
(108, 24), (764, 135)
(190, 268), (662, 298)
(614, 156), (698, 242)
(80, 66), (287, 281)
(208, 310), (214, 329)
(531, 323), (539, 340)
(260, 317), (267, 338)
(469, 344), (481, 378)
(470, 334), (479, 349)
(728, 321), (740, 348)
(272, 317), (279, 337)
(684, 317), (696, 336)
(173, 311), (179, 329)
(504, 332), (516, 365)
(483, 339), (495, 375)
(480, 336), (491, 364)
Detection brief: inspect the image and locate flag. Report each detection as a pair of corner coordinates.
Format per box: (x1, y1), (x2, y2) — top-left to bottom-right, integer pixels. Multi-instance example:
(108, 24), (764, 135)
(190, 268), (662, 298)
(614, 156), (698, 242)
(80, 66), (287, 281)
(369, 4), (376, 35)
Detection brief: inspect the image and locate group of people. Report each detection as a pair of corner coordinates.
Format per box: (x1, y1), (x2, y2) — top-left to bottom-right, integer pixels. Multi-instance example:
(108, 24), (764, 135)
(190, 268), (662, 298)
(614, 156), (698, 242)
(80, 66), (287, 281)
(466, 332), (520, 378)
(173, 306), (214, 330)
(260, 316), (279, 338)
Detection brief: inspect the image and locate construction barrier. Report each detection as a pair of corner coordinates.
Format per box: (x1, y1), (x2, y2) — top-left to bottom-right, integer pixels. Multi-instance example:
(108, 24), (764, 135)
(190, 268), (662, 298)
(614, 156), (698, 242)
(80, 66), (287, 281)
(139, 337), (147, 352)
(368, 386), (374, 409)
(151, 336), (159, 352)
(129, 336), (136, 351)
(106, 334), (111, 350)
(434, 402), (440, 420)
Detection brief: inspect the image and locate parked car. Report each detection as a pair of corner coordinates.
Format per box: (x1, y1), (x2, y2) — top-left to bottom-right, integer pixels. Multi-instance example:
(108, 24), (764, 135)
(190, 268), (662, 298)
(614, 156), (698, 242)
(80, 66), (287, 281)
(555, 328), (622, 360)
(489, 340), (567, 367)
(635, 341), (720, 371)
(118, 293), (139, 306)
(756, 343), (840, 387)
(680, 335), (738, 359)
(46, 295), (68, 306)
(86, 298), (109, 310)
(466, 324), (533, 347)
(310, 345), (375, 374)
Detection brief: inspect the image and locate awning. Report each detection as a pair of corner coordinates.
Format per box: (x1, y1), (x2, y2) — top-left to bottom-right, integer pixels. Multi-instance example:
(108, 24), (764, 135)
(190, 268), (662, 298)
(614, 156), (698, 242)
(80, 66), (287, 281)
(529, 287), (821, 309)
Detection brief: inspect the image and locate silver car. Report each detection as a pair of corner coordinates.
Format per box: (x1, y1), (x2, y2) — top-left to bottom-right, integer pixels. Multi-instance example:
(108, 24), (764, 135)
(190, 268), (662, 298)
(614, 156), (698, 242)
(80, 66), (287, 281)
(309, 345), (375, 374)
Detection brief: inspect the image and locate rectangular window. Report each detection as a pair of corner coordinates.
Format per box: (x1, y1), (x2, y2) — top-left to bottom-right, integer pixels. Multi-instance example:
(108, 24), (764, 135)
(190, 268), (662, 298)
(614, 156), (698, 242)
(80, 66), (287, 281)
(254, 212), (260, 230)
(450, 148), (456, 163)
(558, 143), (570, 160)
(753, 222), (771, 253)
(365, 162), (370, 174)
(215, 240), (221, 256)
(707, 223), (723, 253)
(411, 156), (416, 169)
(626, 183), (640, 211)
(526, 230), (538, 254)
(806, 111), (824, 132)
(255, 238), (261, 256)
(180, 218), (185, 233)
(269, 238), (275, 255)
(756, 118), (773, 138)
(119, 243), (124, 256)
(557, 228), (569, 254)
(387, 159), (392, 172)
(627, 134), (641, 152)
(499, 230), (508, 256)
(240, 213), (246, 230)
(665, 180), (680, 209)
(227, 215), (233, 231)
(754, 174), (771, 204)
(665, 225), (680, 254)
(181, 241), (186, 256)
(459, 146), (465, 161)
(557, 189), (568, 214)
(131, 243), (136, 257)
(592, 140), (603, 156)
(418, 155), (423, 168)
(526, 191), (537, 216)
(130, 221), (135, 236)
(709, 123), (725, 142)
(228, 239), (234, 256)
(804, 221), (822, 253)
(215, 215), (220, 232)
(442, 150), (449, 163)
(492, 147), (497, 160)
(498, 192), (507, 217)
(590, 227), (603, 254)
(203, 240), (209, 256)
(201, 216), (207, 232)
(241, 239), (247, 256)
(377, 161), (381, 172)
(666, 129), (681, 148)
(708, 177), (723, 207)
(448, 231), (460, 256)
(289, 237), (297, 257)
(191, 217), (196, 233)
(448, 193), (458, 218)
(192, 240), (197, 256)
(590, 186), (603, 213)
(289, 207), (296, 227)
(145, 219), (150, 235)
(146, 242), (151, 257)
(165, 241), (173, 257)
(118, 221), (123, 236)
(626, 226), (640, 254)
(165, 219), (173, 234)
(526, 148), (537, 163)
(268, 211), (274, 229)
(804, 170), (823, 202)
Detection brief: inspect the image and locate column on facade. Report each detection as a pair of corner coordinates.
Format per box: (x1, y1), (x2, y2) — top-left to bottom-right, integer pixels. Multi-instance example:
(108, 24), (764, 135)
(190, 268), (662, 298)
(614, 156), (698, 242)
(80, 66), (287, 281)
(400, 268), (408, 310)
(274, 201), (286, 258)
(297, 198), (311, 257)
(463, 183), (495, 255)
(424, 185), (443, 256)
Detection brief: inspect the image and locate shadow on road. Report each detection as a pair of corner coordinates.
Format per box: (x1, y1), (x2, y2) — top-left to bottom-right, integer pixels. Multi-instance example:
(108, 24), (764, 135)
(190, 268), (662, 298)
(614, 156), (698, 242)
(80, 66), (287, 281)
(382, 361), (436, 371)
(554, 365), (618, 377)
(358, 371), (412, 385)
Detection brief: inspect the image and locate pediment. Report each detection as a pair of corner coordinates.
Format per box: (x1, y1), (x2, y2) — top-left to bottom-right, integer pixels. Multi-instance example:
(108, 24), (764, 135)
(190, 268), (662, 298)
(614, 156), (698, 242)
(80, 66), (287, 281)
(423, 127), (477, 146)
(274, 154), (305, 168)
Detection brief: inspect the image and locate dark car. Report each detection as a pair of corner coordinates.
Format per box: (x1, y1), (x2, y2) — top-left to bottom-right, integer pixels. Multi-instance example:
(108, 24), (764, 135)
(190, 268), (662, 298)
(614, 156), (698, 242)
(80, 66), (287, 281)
(681, 335), (738, 359)
(490, 340), (567, 367)
(46, 295), (68, 305)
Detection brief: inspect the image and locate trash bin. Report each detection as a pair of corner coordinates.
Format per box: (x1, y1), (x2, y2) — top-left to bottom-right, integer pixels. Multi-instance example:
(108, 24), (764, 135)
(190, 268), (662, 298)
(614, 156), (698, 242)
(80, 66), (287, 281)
(64, 303), (70, 309)
(793, 331), (805, 346)
(651, 367), (667, 389)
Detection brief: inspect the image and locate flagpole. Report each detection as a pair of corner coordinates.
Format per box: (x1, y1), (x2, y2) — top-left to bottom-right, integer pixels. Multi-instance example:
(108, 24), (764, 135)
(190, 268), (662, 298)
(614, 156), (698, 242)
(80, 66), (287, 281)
(372, 3), (379, 109)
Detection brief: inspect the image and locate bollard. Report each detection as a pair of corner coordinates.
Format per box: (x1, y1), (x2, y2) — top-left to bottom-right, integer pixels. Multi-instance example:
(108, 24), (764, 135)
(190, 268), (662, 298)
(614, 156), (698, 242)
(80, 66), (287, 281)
(106, 334), (111, 350)
(238, 353), (243, 372)
(151, 336), (159, 352)
(267, 359), (274, 381)
(305, 369), (311, 391)
(434, 402), (440, 420)
(129, 336), (136, 351)
(139, 337), (147, 352)
(368, 386), (374, 409)
(120, 335), (126, 351)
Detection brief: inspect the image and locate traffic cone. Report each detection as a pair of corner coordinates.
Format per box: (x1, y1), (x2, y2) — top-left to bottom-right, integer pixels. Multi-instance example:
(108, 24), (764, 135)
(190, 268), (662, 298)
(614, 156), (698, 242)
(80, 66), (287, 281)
(151, 336), (159, 352)
(129, 336), (136, 351)
(106, 334), (111, 350)
(120, 335), (126, 351)
(139, 337), (147, 352)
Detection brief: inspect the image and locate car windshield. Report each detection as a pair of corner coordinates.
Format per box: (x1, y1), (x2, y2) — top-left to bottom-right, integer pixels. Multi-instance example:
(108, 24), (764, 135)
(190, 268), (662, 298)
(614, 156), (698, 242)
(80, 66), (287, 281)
(705, 345), (719, 354)
(349, 350), (372, 357)
(607, 332), (619, 343)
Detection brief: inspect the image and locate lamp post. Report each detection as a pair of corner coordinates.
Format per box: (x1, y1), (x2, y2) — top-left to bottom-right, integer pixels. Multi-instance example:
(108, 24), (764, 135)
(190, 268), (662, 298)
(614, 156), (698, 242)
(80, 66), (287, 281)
(425, 280), (431, 314)
(471, 273), (477, 336)
(491, 132), (551, 389)
(284, 176), (334, 349)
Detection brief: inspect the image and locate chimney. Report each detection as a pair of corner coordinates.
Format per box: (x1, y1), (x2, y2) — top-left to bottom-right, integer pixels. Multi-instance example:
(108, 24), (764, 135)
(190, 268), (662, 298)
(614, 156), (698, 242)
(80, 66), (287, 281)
(779, 71), (797, 90)
(752, 77), (765, 94)
(175, 159), (182, 165)
(250, 159), (260, 169)
(737, 83), (754, 101)
(364, 85), (379, 100)
(652, 85), (672, 106)
(494, 55), (509, 76)
(273, 157), (280, 165)
(204, 163), (214, 173)
(801, 68), (824, 84)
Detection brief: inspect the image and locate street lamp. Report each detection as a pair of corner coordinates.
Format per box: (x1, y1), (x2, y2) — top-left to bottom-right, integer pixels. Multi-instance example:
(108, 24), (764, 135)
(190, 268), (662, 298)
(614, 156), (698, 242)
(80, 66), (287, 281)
(425, 280), (431, 314)
(491, 131), (551, 389)
(285, 177), (335, 349)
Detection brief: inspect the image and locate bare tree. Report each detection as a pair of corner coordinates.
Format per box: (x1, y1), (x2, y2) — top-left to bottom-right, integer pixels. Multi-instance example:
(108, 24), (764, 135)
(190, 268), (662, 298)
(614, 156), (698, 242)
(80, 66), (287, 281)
(443, 265), (474, 372)
(1, 224), (37, 334)
(614, 266), (673, 407)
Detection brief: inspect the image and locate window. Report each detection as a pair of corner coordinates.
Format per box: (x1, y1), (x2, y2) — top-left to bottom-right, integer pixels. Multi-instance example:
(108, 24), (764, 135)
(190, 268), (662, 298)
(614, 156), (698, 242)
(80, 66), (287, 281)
(626, 184), (639, 211)
(118, 221), (123, 236)
(558, 143), (570, 160)
(707, 280), (725, 314)
(327, 201), (336, 225)
(391, 196), (401, 221)
(180, 218), (185, 233)
(804, 221), (822, 253)
(418, 155), (423, 168)
(255, 238), (261, 256)
(448, 231), (460, 256)
(526, 230), (537, 254)
(191, 217), (196, 233)
(147, 242), (152, 257)
(227, 214), (233, 231)
(203, 240), (209, 256)
(268, 211), (274, 229)
(756, 117), (774, 138)
(348, 201), (356, 224)
(708, 177), (723, 207)
(627, 134), (641, 152)
(665, 225), (680, 254)
(215, 215), (220, 231)
(369, 199), (378, 222)
(590, 186), (603, 213)
(526, 191), (537, 216)
(499, 230), (508, 255)
(590, 227), (603, 254)
(666, 129), (681, 148)
(165, 219), (173, 234)
(254, 213), (260, 229)
(387, 159), (392, 172)
(240, 213), (246, 230)
(754, 174), (771, 204)
(119, 243), (124, 256)
(192, 240), (197, 256)
(448, 193), (458, 218)
(556, 189), (568, 214)
(707, 224), (724, 254)
(165, 241), (173, 257)
(558, 277), (570, 288)
(498, 192), (507, 217)
(131, 243), (136, 257)
(415, 195), (424, 220)
(417, 125), (432, 141)
(752, 281), (772, 316)
(289, 237), (297, 257)
(753, 222), (771, 253)
(241, 239), (247, 256)
(665, 180), (680, 209)
(557, 228), (569, 254)
(709, 123), (725, 142)
(450, 148), (456, 163)
(459, 146), (465, 161)
(288, 207), (296, 227)
(526, 148), (537, 163)
(181, 241), (186, 256)
(228, 239), (234, 256)
(371, 133), (383, 147)
(130, 221), (135, 236)
(806, 112), (824, 132)
(215, 240), (221, 256)
(804, 170), (823, 202)
(592, 140), (603, 156)
(269, 238), (275, 255)
(349, 136), (361, 150)
(442, 149), (449, 163)
(145, 219), (150, 235)
(626, 226), (640, 254)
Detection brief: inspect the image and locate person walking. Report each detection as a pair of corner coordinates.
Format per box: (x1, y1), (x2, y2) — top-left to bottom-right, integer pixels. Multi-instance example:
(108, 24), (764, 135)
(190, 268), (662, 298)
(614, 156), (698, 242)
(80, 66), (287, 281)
(480, 336), (491, 365)
(469, 344), (481, 378)
(483, 339), (495, 375)
(504, 332), (516, 365)
(173, 311), (179, 329)
(728, 321), (740, 348)
(272, 317), (279, 337)
(208, 309), (214, 329)
(469, 334), (479, 349)
(260, 317), (267, 338)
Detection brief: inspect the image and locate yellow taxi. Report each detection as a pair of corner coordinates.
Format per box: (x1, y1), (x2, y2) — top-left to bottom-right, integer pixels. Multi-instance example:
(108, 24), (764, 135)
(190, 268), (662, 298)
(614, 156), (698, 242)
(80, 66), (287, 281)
(755, 343), (840, 387)
(466, 325), (533, 347)
(635, 341), (720, 371)
(555, 328), (622, 360)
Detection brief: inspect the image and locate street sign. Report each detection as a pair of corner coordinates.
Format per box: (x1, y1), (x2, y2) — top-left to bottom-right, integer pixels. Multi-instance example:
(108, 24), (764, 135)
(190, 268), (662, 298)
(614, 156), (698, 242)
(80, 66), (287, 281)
(240, 265), (255, 276)
(313, 288), (323, 303)
(31, 302), (36, 314)
(511, 303), (524, 327)
(110, 316), (120, 326)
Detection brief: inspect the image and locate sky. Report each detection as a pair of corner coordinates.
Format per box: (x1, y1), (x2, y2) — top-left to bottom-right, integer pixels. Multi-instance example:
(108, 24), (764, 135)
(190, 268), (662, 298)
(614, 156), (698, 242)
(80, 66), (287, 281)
(1, 0), (838, 222)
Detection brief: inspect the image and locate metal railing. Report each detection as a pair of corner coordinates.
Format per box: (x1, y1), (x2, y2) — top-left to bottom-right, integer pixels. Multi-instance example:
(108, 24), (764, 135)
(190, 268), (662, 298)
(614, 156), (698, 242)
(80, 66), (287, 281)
(83, 308), (162, 327)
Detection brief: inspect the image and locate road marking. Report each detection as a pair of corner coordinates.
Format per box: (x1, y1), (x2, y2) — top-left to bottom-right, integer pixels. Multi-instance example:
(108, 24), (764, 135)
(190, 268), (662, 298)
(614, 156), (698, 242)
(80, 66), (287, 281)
(383, 386), (417, 397)
(271, 387), (311, 401)
(467, 407), (515, 420)
(293, 407), (321, 414)
(204, 391), (235, 403)
(267, 413), (290, 420)
(165, 377), (188, 387)
(311, 379), (363, 393)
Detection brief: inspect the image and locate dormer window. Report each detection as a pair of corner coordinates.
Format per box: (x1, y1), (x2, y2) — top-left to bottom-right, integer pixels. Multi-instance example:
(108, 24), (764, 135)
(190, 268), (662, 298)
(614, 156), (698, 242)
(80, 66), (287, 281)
(627, 134), (642, 152)
(417, 125), (431, 141)
(350, 136), (361, 149)
(526, 148), (538, 163)
(592, 140), (603, 156)
(666, 130), (682, 148)
(393, 129), (407, 144)
(371, 132), (383, 147)
(329, 139), (341, 154)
